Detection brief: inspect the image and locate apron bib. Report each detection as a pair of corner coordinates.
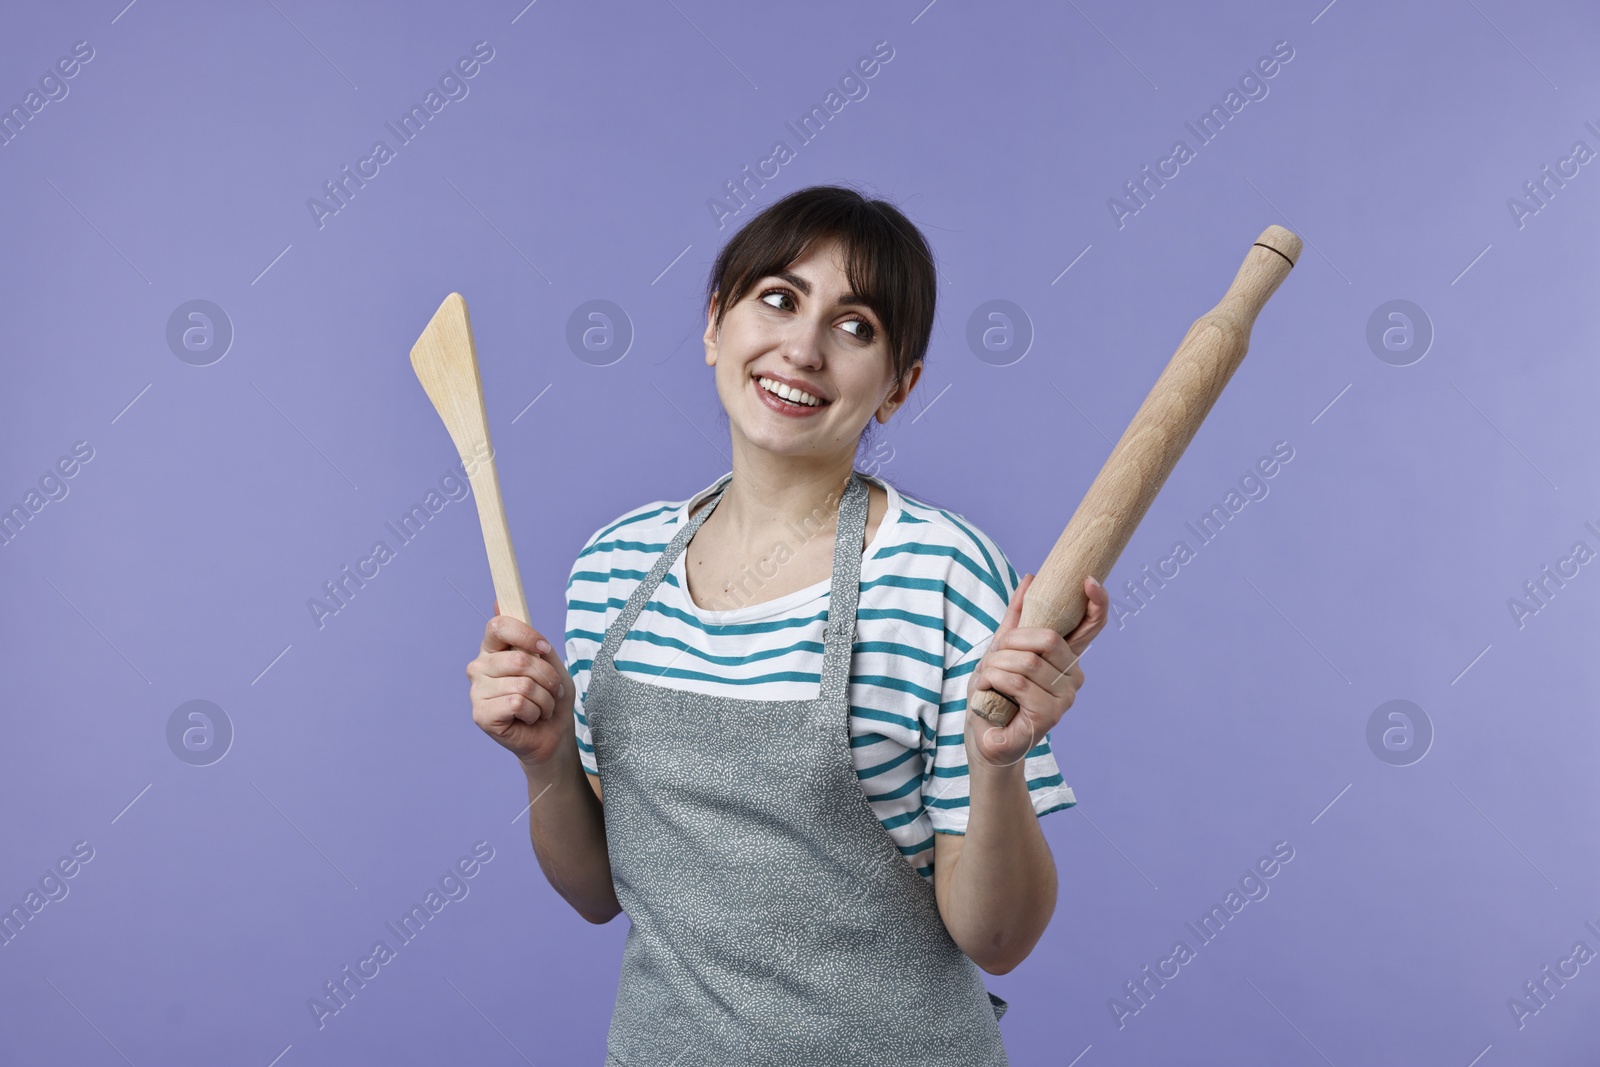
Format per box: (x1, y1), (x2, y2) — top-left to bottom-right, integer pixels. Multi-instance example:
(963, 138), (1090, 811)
(586, 470), (1011, 1066)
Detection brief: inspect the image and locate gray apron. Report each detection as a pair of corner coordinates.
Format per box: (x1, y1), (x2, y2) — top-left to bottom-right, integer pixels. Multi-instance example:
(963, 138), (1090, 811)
(587, 470), (1011, 1066)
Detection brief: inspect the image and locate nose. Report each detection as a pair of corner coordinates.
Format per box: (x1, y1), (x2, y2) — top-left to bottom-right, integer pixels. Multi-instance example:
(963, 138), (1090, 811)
(778, 313), (826, 369)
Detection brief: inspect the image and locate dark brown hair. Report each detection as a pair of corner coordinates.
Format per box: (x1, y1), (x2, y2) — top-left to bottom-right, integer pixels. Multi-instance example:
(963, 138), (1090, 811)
(705, 184), (937, 394)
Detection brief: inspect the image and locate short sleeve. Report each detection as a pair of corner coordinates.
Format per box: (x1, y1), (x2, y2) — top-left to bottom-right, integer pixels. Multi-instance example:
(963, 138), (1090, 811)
(923, 528), (1077, 834)
(566, 529), (609, 778)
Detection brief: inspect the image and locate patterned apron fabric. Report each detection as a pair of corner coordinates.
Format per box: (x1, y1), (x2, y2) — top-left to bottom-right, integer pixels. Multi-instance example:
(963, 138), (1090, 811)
(587, 470), (1011, 1066)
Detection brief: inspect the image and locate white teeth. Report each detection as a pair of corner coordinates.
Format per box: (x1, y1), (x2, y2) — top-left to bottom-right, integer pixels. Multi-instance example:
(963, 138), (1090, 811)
(758, 376), (823, 407)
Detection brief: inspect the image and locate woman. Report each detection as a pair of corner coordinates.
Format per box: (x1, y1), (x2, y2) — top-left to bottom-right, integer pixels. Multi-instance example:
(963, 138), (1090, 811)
(466, 185), (1109, 1065)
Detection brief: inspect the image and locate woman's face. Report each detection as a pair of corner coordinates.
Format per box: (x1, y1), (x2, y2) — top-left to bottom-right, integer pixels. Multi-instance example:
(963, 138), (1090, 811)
(704, 235), (921, 462)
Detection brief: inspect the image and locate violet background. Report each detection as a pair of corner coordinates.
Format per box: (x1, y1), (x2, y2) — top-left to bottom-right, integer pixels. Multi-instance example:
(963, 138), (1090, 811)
(2, 0), (1597, 1064)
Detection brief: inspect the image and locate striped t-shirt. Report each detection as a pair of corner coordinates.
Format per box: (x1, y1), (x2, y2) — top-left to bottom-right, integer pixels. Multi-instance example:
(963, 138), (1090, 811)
(566, 469), (1076, 881)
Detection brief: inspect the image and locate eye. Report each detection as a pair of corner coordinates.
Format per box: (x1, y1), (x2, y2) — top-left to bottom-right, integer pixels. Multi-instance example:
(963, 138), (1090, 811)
(758, 287), (877, 344)
(758, 287), (796, 312)
(841, 318), (875, 344)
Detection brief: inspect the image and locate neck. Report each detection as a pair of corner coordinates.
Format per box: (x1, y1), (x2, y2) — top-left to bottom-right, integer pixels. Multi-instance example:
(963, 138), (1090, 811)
(711, 448), (857, 549)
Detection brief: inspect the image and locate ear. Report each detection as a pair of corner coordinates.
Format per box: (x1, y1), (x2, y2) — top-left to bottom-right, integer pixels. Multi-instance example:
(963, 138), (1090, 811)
(703, 292), (720, 367)
(876, 359), (923, 422)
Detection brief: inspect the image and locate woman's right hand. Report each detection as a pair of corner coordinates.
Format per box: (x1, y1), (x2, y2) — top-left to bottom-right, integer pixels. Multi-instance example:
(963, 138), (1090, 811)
(467, 602), (577, 767)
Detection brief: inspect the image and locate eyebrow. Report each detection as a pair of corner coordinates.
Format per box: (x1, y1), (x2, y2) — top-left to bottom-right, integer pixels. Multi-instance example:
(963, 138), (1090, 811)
(771, 270), (876, 315)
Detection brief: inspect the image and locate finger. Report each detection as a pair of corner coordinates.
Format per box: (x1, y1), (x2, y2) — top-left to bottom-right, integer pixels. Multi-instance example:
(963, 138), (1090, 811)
(970, 694), (1040, 768)
(482, 615), (515, 653)
(504, 685), (545, 725)
(478, 679), (550, 728)
(483, 614), (556, 660)
(1065, 577), (1110, 655)
(978, 663), (1058, 713)
(986, 629), (1077, 674)
(988, 627), (1067, 655)
(500, 691), (545, 728)
(507, 674), (556, 721)
(981, 647), (1069, 691)
(478, 649), (565, 693)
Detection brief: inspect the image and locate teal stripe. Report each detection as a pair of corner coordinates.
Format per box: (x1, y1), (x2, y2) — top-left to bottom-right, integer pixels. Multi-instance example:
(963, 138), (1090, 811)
(944, 658), (980, 683)
(878, 538), (1005, 604)
(613, 628), (824, 669)
(928, 740), (1052, 766)
(572, 575), (948, 632)
(863, 775), (922, 802)
(861, 571), (945, 595)
(925, 773), (1066, 810)
(566, 597), (618, 616)
(944, 629), (977, 662)
(640, 598), (830, 637)
(853, 638), (940, 668)
(588, 535), (672, 559)
(943, 585), (1001, 640)
(565, 623), (944, 679)
(849, 704), (921, 734)
(589, 502), (678, 545)
(575, 537), (657, 569)
(569, 567), (632, 585)
(881, 805), (925, 830)
(850, 671), (940, 705)
(856, 603), (945, 632)
(858, 745), (919, 779)
(894, 830), (934, 857)
(917, 503), (1010, 602)
(612, 660), (821, 687)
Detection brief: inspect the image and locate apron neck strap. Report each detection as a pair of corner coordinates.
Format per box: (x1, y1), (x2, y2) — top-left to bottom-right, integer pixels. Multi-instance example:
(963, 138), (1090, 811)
(594, 471), (871, 708)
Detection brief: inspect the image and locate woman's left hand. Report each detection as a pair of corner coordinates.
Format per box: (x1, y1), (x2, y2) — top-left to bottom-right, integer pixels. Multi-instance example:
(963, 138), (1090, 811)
(965, 573), (1110, 767)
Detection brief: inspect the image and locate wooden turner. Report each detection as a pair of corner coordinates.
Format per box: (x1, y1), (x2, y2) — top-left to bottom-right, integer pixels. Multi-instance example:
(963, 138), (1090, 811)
(410, 292), (529, 623)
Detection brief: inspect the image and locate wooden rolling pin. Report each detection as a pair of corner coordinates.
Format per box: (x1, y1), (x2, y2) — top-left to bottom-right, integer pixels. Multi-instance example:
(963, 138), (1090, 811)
(970, 225), (1303, 727)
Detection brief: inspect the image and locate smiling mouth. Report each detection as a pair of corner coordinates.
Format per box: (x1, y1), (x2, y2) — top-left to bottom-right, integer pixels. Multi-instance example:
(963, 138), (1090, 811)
(752, 374), (830, 410)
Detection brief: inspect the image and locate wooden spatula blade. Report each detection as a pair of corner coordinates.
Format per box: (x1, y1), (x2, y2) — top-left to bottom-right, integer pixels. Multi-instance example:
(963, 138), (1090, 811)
(409, 292), (530, 623)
